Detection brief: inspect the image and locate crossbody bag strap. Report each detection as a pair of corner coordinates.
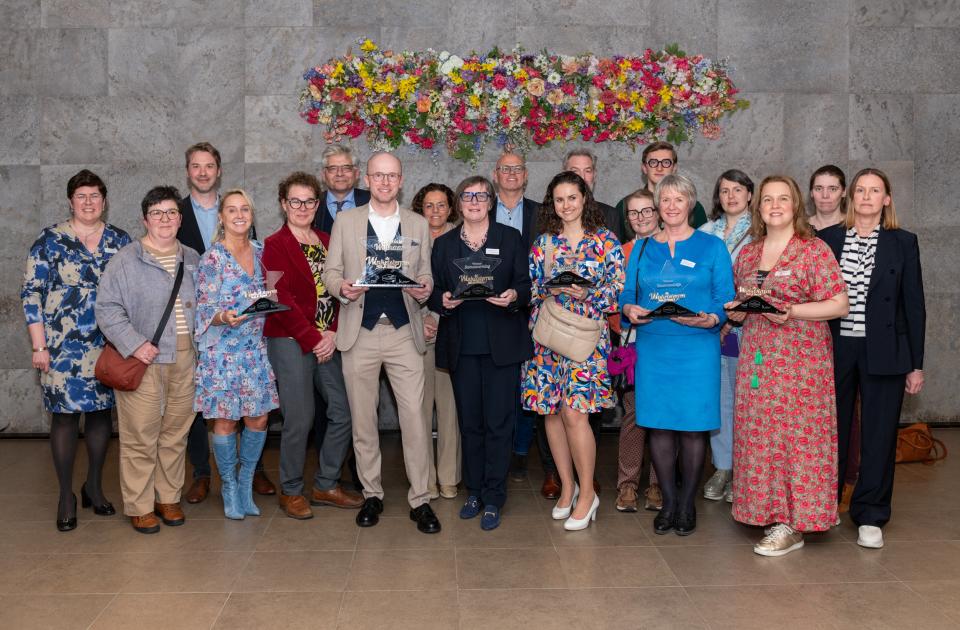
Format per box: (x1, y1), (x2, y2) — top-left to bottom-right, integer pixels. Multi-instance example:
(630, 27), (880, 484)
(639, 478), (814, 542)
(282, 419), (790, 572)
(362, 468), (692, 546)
(624, 237), (650, 344)
(150, 261), (184, 346)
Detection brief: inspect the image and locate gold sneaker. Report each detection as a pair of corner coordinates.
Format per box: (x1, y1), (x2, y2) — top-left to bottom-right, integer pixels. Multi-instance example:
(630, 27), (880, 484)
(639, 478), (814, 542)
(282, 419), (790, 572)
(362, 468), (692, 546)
(615, 486), (638, 512)
(754, 524), (804, 557)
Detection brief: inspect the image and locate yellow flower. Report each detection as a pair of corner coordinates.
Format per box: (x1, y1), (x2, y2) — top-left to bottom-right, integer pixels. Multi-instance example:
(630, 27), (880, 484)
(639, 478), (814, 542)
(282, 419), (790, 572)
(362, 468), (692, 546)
(584, 110), (597, 122)
(332, 63), (345, 79)
(514, 69), (528, 81)
(449, 72), (463, 85)
(658, 85), (672, 105)
(360, 39), (378, 53)
(373, 78), (396, 94)
(469, 94), (481, 107)
(482, 61), (497, 72)
(345, 87), (361, 98)
(398, 76), (418, 99)
(627, 119), (645, 132)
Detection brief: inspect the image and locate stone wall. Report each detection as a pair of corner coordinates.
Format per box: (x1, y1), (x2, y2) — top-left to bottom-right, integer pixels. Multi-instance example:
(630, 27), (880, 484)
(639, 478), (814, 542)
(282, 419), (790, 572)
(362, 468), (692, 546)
(1, 0), (958, 432)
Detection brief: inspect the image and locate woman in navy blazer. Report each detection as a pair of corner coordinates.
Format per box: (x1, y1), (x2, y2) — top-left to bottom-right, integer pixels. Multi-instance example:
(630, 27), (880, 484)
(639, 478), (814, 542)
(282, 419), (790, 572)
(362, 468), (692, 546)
(819, 168), (925, 550)
(429, 175), (533, 531)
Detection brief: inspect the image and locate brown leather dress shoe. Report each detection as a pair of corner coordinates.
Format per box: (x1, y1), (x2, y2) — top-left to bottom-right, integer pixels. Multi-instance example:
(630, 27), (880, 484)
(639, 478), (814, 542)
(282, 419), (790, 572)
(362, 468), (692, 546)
(279, 494), (313, 520)
(253, 470), (277, 495)
(540, 471), (561, 500)
(154, 502), (186, 526)
(185, 477), (210, 504)
(311, 485), (364, 509)
(131, 513), (161, 534)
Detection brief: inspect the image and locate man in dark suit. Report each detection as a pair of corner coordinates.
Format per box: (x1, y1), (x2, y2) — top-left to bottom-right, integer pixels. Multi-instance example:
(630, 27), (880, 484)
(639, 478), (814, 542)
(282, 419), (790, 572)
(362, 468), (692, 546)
(614, 141), (708, 230)
(564, 149), (625, 242)
(312, 144), (371, 234)
(176, 141), (275, 503)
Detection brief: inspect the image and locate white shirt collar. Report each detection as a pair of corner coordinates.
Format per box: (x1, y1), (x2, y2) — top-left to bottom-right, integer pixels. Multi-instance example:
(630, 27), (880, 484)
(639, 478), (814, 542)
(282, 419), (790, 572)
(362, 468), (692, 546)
(368, 202), (400, 220)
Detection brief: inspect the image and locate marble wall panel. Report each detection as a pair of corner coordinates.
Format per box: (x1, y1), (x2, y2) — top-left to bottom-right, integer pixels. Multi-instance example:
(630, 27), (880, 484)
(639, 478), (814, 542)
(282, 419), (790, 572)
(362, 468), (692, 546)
(782, 93), (849, 181)
(848, 94), (914, 162)
(849, 27), (915, 93)
(0, 96), (40, 164)
(915, 0), (960, 26)
(0, 29), (39, 95)
(515, 25), (650, 57)
(849, 0), (913, 26)
(240, 162), (310, 236)
(38, 28), (108, 97)
(683, 93), (785, 164)
(0, 0), (39, 28)
(41, 0), (110, 27)
(647, 0), (718, 58)
(244, 0), (312, 27)
(518, 0), (651, 27)
(915, 28), (960, 93)
(107, 29), (180, 97)
(311, 0), (380, 30)
(379, 0), (452, 28)
(110, 0), (244, 28)
(0, 369), (46, 434)
(0, 166), (43, 247)
(245, 95), (314, 163)
(447, 0), (517, 53)
(900, 290), (960, 421)
(915, 226), (960, 296)
(914, 94), (960, 227)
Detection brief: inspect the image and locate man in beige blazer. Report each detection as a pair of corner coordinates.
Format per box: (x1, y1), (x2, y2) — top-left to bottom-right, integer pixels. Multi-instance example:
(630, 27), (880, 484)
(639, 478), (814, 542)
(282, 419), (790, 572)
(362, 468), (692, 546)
(322, 152), (441, 534)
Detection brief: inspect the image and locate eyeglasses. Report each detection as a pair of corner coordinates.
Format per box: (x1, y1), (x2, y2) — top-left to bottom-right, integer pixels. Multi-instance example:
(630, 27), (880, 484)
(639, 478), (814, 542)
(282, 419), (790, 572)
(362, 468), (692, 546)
(627, 207), (657, 219)
(644, 158), (674, 169)
(324, 165), (355, 174)
(73, 193), (103, 203)
(496, 165), (525, 174)
(146, 208), (181, 221)
(368, 172), (400, 182)
(811, 185), (842, 194)
(286, 198), (320, 210)
(459, 192), (492, 203)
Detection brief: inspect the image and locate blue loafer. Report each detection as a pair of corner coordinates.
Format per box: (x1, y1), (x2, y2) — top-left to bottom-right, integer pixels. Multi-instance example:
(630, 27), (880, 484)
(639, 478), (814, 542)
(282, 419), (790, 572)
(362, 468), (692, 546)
(480, 505), (501, 530)
(460, 495), (481, 519)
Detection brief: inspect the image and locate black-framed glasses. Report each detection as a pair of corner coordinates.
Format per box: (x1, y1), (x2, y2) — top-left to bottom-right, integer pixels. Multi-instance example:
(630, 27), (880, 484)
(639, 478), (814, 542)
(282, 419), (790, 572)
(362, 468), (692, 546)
(324, 165), (355, 174)
(459, 192), (492, 203)
(644, 158), (674, 169)
(286, 198), (320, 210)
(626, 207), (657, 219)
(146, 208), (181, 221)
(368, 172), (400, 182)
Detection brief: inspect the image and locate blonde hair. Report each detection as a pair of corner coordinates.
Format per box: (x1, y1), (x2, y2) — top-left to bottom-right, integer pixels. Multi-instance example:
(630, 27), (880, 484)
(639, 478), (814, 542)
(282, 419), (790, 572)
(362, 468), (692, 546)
(749, 175), (814, 240)
(214, 188), (257, 243)
(846, 168), (899, 230)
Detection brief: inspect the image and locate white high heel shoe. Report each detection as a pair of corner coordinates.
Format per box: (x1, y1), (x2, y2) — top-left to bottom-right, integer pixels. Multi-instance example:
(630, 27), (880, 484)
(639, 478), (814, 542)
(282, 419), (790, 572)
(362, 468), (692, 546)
(551, 483), (579, 520)
(564, 494), (599, 531)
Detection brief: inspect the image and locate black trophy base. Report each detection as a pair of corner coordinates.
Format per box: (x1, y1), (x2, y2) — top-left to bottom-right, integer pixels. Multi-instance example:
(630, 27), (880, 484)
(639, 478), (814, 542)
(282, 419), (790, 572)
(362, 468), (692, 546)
(452, 284), (496, 301)
(240, 298), (291, 317)
(355, 269), (423, 289)
(729, 296), (784, 314)
(647, 301), (697, 319)
(545, 270), (593, 288)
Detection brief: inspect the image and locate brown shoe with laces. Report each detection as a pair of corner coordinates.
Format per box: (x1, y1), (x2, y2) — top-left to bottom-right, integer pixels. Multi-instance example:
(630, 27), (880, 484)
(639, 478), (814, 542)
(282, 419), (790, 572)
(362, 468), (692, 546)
(253, 470), (277, 495)
(154, 502), (185, 526)
(279, 494), (313, 520)
(310, 485), (364, 509)
(131, 513), (161, 534)
(185, 477), (210, 504)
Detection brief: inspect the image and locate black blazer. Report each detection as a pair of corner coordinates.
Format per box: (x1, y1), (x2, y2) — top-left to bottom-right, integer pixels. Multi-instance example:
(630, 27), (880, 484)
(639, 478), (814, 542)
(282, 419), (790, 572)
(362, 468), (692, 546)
(312, 188), (371, 234)
(596, 200), (625, 243)
(177, 195), (257, 255)
(429, 221), (534, 372)
(819, 224), (925, 375)
(494, 196), (541, 255)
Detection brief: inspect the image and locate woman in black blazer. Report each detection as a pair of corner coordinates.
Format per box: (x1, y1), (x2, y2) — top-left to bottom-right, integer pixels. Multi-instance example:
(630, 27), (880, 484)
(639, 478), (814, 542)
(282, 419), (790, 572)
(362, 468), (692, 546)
(429, 175), (533, 531)
(819, 168), (925, 550)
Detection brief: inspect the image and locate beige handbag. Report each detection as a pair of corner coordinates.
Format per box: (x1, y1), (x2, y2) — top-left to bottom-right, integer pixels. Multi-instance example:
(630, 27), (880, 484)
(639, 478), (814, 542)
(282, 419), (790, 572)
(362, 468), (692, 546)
(532, 240), (603, 362)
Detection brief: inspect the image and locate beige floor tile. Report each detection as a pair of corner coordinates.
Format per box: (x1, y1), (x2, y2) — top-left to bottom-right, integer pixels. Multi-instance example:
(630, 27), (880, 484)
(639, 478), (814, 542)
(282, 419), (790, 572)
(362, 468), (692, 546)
(500, 489), (551, 516)
(356, 515), (454, 549)
(339, 590), (459, 629)
(0, 593), (113, 629)
(685, 585), (834, 630)
(21, 553), (140, 593)
(800, 582), (957, 629)
(61, 520), (190, 554)
(457, 588), (588, 630)
(0, 493), (62, 521)
(457, 547), (567, 590)
(347, 548), (456, 591)
(873, 540), (960, 581)
(234, 550), (353, 592)
(546, 508), (652, 547)
(657, 544), (792, 586)
(572, 587), (708, 629)
(257, 512), (359, 551)
(0, 553), (49, 594)
(91, 593), (228, 630)
(774, 542), (899, 583)
(556, 546), (679, 587)
(905, 579), (960, 624)
(452, 514), (553, 548)
(121, 551), (252, 593)
(877, 508), (960, 542)
(213, 591), (341, 629)
(168, 517), (271, 551)
(0, 520), (73, 554)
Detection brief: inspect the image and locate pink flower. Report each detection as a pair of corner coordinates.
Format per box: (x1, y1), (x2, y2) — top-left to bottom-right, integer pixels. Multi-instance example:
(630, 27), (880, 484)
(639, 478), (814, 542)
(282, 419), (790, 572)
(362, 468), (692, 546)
(526, 77), (546, 97)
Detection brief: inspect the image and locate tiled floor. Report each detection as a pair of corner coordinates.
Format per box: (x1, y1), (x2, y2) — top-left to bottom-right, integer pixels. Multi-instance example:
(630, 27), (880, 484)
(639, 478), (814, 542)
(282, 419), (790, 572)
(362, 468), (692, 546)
(1, 429), (959, 629)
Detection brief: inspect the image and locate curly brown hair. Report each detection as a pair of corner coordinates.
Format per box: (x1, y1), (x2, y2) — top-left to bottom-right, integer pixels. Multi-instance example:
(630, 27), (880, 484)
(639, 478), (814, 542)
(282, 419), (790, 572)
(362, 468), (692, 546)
(411, 182), (459, 224)
(538, 171), (605, 236)
(277, 171), (322, 203)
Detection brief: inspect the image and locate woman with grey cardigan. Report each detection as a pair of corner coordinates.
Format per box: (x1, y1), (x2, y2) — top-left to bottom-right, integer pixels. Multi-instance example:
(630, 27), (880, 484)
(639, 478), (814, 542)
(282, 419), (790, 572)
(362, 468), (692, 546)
(95, 186), (201, 534)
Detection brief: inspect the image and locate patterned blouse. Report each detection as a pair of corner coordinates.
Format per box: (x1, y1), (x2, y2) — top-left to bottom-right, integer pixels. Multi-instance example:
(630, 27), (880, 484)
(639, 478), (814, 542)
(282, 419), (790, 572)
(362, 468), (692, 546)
(838, 225), (879, 337)
(300, 242), (335, 332)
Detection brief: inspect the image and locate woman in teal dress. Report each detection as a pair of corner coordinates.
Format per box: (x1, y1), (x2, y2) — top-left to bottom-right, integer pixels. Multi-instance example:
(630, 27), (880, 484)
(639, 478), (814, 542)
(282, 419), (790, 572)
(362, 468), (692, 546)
(194, 189), (279, 520)
(21, 170), (131, 530)
(620, 174), (734, 537)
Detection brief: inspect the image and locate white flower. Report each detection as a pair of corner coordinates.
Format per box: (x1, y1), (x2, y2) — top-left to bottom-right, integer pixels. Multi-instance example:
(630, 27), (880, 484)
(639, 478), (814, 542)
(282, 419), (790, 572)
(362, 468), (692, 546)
(440, 54), (464, 75)
(547, 72), (561, 85)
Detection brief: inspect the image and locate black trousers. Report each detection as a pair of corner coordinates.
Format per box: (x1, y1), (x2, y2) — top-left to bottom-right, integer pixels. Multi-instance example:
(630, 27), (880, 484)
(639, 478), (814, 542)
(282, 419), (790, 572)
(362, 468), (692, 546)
(835, 336), (907, 528)
(452, 355), (519, 508)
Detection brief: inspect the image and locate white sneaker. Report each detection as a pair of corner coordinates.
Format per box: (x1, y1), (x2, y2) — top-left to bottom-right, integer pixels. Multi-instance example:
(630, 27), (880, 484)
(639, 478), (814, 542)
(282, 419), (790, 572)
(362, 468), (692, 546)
(857, 525), (884, 548)
(703, 469), (732, 501)
(754, 524), (804, 557)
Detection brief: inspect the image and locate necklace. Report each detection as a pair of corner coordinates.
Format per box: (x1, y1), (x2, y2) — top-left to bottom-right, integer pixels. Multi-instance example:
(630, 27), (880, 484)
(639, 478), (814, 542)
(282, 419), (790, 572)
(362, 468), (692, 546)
(289, 226), (316, 244)
(70, 219), (104, 250)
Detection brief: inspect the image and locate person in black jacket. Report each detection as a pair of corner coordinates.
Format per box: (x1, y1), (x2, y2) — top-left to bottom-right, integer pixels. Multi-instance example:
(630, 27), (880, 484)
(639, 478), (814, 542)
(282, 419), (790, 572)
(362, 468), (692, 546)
(312, 144), (371, 234)
(818, 168), (926, 551)
(430, 175), (533, 531)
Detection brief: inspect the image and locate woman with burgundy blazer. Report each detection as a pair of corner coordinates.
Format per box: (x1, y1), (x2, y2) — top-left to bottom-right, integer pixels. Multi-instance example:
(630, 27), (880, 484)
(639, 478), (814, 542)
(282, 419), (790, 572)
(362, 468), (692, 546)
(262, 172), (363, 521)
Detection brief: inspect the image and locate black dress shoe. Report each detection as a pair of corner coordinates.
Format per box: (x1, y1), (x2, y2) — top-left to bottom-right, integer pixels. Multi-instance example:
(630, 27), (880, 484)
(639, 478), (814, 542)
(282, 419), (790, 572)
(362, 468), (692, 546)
(81, 484), (116, 516)
(356, 497), (383, 528)
(675, 511), (696, 536)
(410, 503), (441, 534)
(653, 509), (675, 535)
(57, 494), (78, 532)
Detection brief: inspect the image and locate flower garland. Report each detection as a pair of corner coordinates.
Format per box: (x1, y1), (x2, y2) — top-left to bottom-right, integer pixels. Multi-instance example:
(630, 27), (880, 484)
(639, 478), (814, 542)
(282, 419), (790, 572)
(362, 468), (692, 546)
(299, 39), (749, 165)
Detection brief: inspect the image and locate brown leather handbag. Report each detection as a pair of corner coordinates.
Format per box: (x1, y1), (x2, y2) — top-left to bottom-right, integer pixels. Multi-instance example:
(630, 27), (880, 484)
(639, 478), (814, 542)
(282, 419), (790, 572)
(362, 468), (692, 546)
(95, 262), (183, 391)
(895, 422), (947, 464)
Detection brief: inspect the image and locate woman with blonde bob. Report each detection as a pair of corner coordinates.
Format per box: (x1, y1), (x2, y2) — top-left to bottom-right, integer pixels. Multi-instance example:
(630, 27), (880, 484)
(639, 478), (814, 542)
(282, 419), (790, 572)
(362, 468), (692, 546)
(818, 168), (925, 550)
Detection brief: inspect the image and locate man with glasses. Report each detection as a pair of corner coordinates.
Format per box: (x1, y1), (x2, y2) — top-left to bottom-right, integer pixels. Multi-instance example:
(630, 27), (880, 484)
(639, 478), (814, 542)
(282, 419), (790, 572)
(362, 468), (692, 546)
(323, 152), (441, 534)
(616, 141), (707, 229)
(176, 142), (274, 505)
(313, 144), (370, 234)
(492, 151), (540, 253)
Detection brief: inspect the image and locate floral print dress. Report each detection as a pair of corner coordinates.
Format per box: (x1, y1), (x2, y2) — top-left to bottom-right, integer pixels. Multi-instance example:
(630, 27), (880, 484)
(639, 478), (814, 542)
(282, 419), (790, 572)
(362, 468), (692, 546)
(194, 241), (279, 420)
(21, 222), (131, 413)
(522, 228), (624, 414)
(731, 236), (846, 532)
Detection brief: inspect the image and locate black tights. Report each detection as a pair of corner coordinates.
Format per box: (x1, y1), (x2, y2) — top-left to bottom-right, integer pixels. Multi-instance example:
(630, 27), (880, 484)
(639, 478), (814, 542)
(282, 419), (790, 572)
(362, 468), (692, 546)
(648, 429), (707, 515)
(50, 409), (113, 518)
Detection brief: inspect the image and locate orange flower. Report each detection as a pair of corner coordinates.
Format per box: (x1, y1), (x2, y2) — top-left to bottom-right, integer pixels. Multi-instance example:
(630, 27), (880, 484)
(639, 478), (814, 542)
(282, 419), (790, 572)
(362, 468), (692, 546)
(416, 95), (431, 113)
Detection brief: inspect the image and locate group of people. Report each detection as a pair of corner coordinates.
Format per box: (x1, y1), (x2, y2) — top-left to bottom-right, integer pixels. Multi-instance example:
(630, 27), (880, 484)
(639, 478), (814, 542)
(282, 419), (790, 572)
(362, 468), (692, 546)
(22, 139), (925, 555)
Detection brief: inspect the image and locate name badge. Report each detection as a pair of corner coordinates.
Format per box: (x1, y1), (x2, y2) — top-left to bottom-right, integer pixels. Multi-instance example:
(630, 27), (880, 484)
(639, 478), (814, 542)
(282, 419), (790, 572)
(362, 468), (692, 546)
(775, 269), (792, 277)
(485, 248), (499, 255)
(680, 259), (696, 268)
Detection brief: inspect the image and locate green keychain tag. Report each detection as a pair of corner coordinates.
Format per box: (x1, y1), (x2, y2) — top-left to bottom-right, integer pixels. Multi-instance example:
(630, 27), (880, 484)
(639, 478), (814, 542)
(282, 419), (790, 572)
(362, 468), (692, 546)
(754, 350), (763, 365)
(751, 373), (759, 389)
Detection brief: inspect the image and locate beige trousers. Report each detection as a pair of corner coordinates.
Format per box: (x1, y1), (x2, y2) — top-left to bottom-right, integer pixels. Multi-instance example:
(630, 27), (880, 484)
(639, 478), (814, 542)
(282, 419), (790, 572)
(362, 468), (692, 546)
(422, 344), (461, 488)
(342, 322), (430, 507)
(115, 335), (196, 516)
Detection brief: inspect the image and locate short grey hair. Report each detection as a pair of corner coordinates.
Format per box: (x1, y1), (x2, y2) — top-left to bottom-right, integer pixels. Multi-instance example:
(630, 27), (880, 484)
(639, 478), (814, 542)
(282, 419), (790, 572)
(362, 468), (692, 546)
(563, 148), (597, 169)
(654, 173), (697, 211)
(320, 144), (360, 169)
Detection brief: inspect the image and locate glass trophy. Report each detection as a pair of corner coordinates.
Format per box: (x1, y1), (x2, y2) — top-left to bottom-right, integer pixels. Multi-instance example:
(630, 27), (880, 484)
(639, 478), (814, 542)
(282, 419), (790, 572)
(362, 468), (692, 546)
(728, 271), (784, 314)
(355, 235), (424, 288)
(646, 259), (696, 319)
(240, 270), (291, 316)
(452, 252), (501, 300)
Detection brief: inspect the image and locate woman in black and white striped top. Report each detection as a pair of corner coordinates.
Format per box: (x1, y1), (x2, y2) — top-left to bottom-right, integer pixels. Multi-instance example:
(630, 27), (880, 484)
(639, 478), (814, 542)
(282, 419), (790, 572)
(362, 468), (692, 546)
(818, 168), (926, 552)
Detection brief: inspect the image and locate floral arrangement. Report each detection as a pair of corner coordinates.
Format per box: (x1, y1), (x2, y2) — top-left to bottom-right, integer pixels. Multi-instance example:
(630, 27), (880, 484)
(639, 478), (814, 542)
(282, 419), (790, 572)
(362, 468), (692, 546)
(299, 39), (748, 164)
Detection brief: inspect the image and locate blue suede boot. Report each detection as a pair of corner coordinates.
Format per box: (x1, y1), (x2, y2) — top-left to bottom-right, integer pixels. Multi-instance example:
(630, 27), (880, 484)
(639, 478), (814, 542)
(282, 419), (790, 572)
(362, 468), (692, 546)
(237, 428), (267, 516)
(212, 433), (244, 520)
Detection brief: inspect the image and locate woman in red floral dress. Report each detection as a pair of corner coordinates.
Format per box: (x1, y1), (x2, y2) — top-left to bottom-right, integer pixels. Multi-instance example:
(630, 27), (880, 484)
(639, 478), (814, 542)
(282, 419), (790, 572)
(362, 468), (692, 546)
(727, 176), (849, 557)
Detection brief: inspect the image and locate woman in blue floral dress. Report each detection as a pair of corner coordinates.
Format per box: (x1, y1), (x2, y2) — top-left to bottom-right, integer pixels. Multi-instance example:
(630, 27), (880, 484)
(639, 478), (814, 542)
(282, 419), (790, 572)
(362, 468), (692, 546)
(21, 170), (131, 530)
(194, 189), (279, 520)
(523, 171), (624, 531)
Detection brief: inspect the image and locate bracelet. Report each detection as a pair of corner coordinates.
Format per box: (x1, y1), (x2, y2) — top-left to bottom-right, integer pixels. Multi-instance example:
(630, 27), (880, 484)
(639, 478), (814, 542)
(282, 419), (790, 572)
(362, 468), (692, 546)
(32, 346), (48, 352)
